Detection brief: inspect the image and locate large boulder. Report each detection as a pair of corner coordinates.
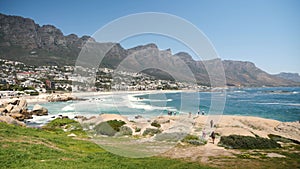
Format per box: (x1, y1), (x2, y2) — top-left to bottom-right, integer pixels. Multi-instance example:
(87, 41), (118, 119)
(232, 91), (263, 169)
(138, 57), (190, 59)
(0, 101), (6, 108)
(5, 104), (14, 112)
(18, 99), (27, 108)
(10, 113), (25, 121)
(22, 109), (33, 119)
(47, 94), (79, 102)
(32, 104), (48, 116)
(8, 99), (19, 105)
(10, 105), (22, 114)
(274, 122), (300, 141)
(0, 107), (7, 114)
(0, 116), (25, 126)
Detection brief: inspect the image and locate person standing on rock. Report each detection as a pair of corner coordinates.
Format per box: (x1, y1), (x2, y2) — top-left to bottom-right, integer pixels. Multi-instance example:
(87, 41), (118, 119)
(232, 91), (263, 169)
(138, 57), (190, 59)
(202, 128), (206, 139)
(210, 131), (216, 144)
(210, 120), (214, 128)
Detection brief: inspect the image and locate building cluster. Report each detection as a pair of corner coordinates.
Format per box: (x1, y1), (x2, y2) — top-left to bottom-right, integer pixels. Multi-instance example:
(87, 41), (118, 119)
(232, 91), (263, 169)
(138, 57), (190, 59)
(0, 59), (209, 97)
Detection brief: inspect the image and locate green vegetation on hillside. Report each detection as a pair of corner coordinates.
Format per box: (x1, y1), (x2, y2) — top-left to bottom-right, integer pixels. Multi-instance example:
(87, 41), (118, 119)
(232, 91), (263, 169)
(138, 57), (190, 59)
(0, 122), (212, 169)
(94, 120), (126, 136)
(219, 135), (281, 149)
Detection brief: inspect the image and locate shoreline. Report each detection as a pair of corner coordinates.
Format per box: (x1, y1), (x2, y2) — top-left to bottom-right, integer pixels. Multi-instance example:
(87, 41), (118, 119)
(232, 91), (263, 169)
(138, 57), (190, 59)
(0, 90), (192, 104)
(1, 86), (298, 104)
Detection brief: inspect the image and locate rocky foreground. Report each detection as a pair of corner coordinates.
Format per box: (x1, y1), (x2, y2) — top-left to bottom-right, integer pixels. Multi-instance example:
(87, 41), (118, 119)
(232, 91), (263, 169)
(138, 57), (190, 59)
(0, 98), (48, 122)
(0, 93), (81, 125)
(69, 113), (300, 160)
(75, 113), (300, 143)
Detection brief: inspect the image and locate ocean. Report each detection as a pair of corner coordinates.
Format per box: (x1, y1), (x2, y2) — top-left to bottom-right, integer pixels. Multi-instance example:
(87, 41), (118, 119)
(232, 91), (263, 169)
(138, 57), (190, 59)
(27, 87), (300, 126)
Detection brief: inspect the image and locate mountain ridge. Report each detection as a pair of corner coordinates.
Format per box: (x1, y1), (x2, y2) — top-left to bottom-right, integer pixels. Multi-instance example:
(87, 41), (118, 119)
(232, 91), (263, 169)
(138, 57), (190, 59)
(274, 72), (300, 83)
(0, 13), (298, 87)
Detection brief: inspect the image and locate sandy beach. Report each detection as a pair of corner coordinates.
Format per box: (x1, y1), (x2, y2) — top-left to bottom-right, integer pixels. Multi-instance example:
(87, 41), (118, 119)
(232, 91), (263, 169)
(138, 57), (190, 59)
(0, 90), (192, 104)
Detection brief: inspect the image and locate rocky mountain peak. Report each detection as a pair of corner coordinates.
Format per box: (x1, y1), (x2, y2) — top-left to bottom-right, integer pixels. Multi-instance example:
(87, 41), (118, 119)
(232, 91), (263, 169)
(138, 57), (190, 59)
(0, 13), (299, 87)
(174, 52), (194, 62)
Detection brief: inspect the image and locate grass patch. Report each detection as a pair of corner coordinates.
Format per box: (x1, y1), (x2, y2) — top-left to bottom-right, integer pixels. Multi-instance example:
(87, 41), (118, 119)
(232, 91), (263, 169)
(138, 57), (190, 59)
(42, 118), (86, 137)
(43, 118), (78, 129)
(0, 122), (213, 169)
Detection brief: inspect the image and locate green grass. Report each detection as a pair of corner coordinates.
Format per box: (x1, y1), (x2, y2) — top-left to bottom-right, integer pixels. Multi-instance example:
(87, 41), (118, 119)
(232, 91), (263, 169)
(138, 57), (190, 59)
(0, 122), (212, 169)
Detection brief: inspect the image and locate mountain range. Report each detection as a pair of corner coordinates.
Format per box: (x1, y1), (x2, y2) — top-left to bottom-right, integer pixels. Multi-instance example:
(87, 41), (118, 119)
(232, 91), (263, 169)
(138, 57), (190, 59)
(0, 13), (299, 87)
(274, 72), (300, 83)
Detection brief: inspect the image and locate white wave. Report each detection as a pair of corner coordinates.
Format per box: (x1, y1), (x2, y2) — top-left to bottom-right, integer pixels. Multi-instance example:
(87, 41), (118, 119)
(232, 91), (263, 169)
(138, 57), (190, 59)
(124, 99), (164, 110)
(114, 94), (176, 111)
(62, 104), (75, 111)
(233, 90), (246, 93)
(285, 103), (300, 106)
(256, 102), (300, 106)
(133, 98), (173, 102)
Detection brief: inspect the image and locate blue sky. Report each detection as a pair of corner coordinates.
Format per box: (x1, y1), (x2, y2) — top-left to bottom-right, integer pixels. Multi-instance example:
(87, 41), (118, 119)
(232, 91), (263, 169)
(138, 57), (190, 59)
(0, 0), (299, 74)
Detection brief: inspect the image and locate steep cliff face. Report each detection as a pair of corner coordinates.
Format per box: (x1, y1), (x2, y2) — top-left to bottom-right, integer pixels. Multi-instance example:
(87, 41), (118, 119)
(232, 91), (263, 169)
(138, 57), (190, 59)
(0, 13), (95, 65)
(0, 13), (39, 49)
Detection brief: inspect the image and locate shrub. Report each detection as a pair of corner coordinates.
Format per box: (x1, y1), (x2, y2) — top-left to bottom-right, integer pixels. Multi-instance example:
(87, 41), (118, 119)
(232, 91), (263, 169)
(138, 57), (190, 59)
(151, 120), (161, 128)
(135, 128), (141, 132)
(181, 134), (207, 145)
(182, 134), (199, 142)
(142, 128), (161, 136)
(155, 132), (186, 142)
(94, 120), (126, 136)
(186, 140), (207, 145)
(106, 120), (126, 132)
(219, 135), (281, 149)
(119, 126), (133, 136)
(94, 122), (117, 136)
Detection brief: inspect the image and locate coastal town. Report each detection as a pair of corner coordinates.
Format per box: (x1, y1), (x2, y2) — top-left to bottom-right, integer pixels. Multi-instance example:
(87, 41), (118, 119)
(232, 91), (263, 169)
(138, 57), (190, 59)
(0, 59), (209, 98)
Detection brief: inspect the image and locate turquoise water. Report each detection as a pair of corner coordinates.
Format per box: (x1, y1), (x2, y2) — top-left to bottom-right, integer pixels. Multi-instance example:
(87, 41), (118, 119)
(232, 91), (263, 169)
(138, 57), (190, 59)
(28, 87), (300, 126)
(137, 87), (300, 122)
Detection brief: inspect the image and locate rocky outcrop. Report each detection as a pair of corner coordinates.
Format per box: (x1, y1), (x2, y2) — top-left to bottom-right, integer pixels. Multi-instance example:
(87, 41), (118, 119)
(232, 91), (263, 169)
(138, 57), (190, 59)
(0, 116), (25, 126)
(32, 104), (48, 116)
(46, 94), (80, 102)
(0, 99), (48, 121)
(274, 121), (300, 141)
(0, 99), (31, 121)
